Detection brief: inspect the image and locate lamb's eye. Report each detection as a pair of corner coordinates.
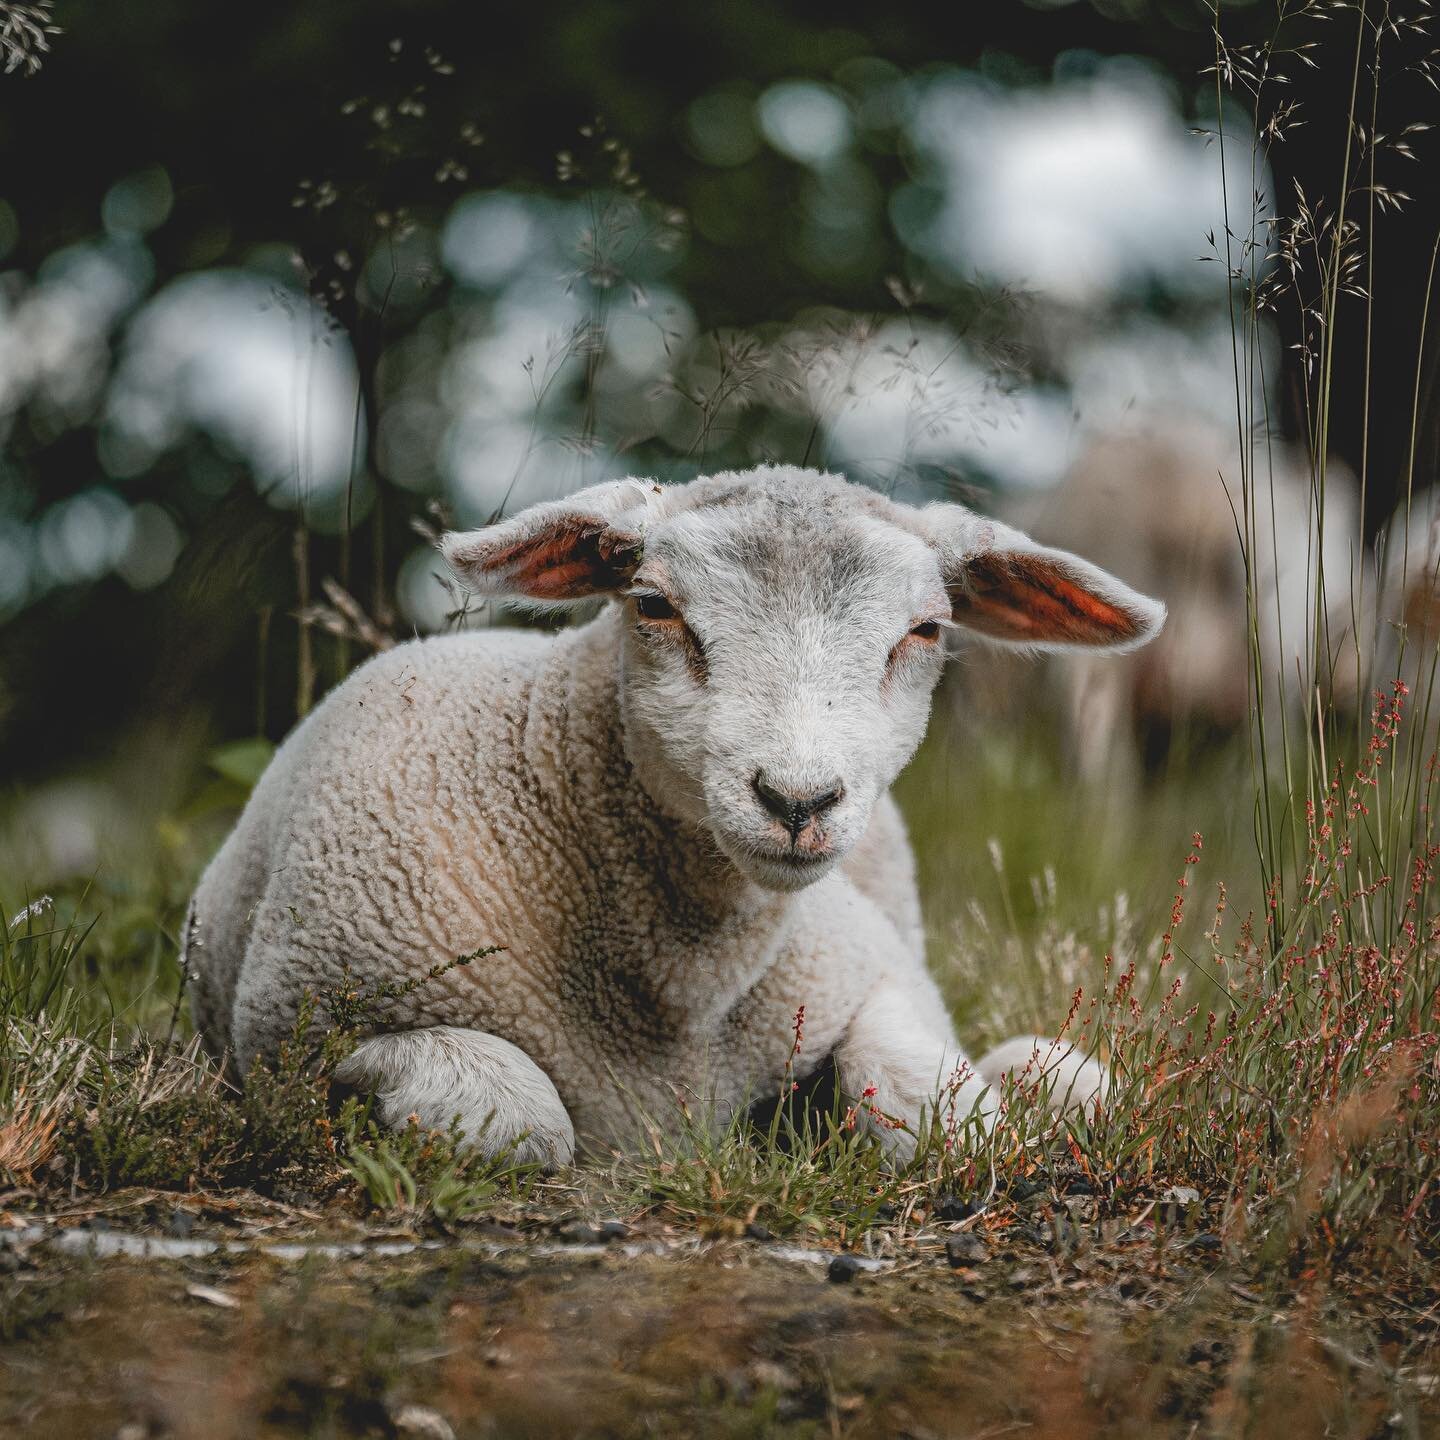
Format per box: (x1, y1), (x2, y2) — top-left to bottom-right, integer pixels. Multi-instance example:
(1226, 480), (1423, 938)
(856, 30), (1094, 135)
(910, 620), (941, 641)
(635, 592), (679, 622)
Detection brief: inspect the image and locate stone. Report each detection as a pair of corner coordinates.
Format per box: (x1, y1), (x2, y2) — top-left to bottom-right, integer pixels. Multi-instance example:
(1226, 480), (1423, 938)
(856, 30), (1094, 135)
(390, 1403), (456, 1439)
(945, 1234), (989, 1268)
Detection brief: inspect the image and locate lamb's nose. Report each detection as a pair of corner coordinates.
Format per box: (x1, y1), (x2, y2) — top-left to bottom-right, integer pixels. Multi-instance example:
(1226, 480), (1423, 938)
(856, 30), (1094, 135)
(752, 771), (845, 838)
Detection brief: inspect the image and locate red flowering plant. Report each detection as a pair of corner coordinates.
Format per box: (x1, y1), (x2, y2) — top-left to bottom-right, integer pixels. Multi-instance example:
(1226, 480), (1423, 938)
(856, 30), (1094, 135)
(914, 679), (1440, 1283)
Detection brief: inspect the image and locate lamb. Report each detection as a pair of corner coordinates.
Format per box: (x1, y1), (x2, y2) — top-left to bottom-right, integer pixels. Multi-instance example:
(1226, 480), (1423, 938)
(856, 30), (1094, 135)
(1370, 486), (1440, 712)
(184, 466), (1165, 1166)
(1017, 426), (1360, 788)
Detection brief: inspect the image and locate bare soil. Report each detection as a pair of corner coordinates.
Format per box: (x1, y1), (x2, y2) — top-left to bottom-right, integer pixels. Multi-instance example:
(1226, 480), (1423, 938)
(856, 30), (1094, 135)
(3, 1192), (1435, 1439)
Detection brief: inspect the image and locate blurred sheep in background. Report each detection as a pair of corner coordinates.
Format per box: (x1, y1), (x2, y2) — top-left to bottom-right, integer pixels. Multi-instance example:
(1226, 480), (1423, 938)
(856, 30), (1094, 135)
(989, 422), (1362, 791)
(1372, 486), (1440, 717)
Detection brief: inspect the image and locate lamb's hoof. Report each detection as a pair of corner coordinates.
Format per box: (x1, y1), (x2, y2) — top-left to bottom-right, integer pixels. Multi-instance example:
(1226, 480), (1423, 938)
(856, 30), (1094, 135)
(975, 1036), (1106, 1113)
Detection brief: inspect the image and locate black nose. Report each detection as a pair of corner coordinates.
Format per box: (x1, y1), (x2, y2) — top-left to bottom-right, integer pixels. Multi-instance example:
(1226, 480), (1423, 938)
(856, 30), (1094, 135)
(752, 771), (845, 838)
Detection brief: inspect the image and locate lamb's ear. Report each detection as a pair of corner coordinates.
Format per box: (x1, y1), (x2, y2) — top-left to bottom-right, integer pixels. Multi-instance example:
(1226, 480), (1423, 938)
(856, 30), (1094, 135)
(922, 505), (1166, 652)
(441, 479), (658, 604)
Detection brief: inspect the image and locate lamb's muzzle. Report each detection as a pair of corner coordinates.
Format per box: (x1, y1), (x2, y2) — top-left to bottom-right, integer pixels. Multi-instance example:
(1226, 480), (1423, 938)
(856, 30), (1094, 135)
(751, 770), (845, 840)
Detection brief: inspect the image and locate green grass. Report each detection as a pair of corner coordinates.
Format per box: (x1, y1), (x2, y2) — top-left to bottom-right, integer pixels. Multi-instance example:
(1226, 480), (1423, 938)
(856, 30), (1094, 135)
(3, 689), (1435, 1292)
(0, 895), (542, 1218)
(342, 1113), (539, 1221)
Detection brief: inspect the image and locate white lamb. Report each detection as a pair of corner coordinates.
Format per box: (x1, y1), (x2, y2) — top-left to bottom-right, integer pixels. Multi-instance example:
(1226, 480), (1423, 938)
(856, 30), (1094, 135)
(1372, 486), (1440, 701)
(1017, 426), (1361, 788)
(185, 466), (1164, 1166)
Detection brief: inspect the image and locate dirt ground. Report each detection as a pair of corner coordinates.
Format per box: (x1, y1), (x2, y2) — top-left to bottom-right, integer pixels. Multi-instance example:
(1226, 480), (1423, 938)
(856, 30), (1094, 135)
(4, 1193), (1436, 1440)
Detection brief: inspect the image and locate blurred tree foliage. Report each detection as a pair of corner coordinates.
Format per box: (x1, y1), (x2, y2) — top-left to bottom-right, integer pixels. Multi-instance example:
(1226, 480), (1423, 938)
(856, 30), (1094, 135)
(0, 0), (1435, 785)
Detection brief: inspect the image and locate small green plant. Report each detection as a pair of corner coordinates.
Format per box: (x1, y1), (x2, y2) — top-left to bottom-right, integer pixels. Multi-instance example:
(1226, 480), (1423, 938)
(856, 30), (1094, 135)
(321, 946), (500, 1033)
(1, 894), (98, 1035)
(621, 1096), (906, 1240)
(63, 992), (360, 1194)
(343, 1113), (536, 1223)
(609, 1014), (921, 1241)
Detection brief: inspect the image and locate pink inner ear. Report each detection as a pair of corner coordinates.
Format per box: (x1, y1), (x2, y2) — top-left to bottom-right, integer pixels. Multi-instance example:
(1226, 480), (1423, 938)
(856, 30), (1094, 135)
(486, 519), (639, 600)
(953, 553), (1140, 645)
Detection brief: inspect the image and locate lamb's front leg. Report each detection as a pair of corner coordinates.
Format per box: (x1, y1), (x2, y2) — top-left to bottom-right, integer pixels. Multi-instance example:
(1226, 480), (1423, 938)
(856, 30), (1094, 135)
(334, 1027), (575, 1169)
(973, 1035), (1107, 1111)
(834, 984), (991, 1162)
(834, 988), (1107, 1161)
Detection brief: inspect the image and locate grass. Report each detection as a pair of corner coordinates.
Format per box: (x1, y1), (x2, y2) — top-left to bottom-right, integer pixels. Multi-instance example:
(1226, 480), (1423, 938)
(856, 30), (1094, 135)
(341, 1113), (538, 1222)
(3, 682), (1436, 1301)
(0, 898), (538, 1222)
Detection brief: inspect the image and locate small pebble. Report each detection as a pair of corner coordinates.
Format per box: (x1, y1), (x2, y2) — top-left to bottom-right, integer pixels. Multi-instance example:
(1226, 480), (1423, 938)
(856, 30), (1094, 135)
(185, 1283), (239, 1310)
(945, 1234), (989, 1268)
(934, 1194), (976, 1222)
(556, 1220), (602, 1245)
(392, 1270), (449, 1309)
(827, 1254), (864, 1284)
(390, 1403), (455, 1440)
(745, 1358), (798, 1393)
(1160, 1185), (1201, 1208)
(473, 1220), (519, 1240)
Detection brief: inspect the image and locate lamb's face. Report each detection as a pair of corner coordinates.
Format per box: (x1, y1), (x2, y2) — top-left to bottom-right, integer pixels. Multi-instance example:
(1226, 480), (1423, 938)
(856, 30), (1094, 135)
(442, 466), (1166, 895)
(617, 497), (952, 890)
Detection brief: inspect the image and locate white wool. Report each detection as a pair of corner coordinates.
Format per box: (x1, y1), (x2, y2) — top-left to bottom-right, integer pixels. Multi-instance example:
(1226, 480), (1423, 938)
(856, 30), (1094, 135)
(1371, 486), (1440, 705)
(187, 467), (1152, 1162)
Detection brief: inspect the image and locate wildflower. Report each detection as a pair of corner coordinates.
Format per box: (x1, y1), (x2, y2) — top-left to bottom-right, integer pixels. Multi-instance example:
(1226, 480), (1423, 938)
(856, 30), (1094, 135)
(7, 895), (53, 930)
